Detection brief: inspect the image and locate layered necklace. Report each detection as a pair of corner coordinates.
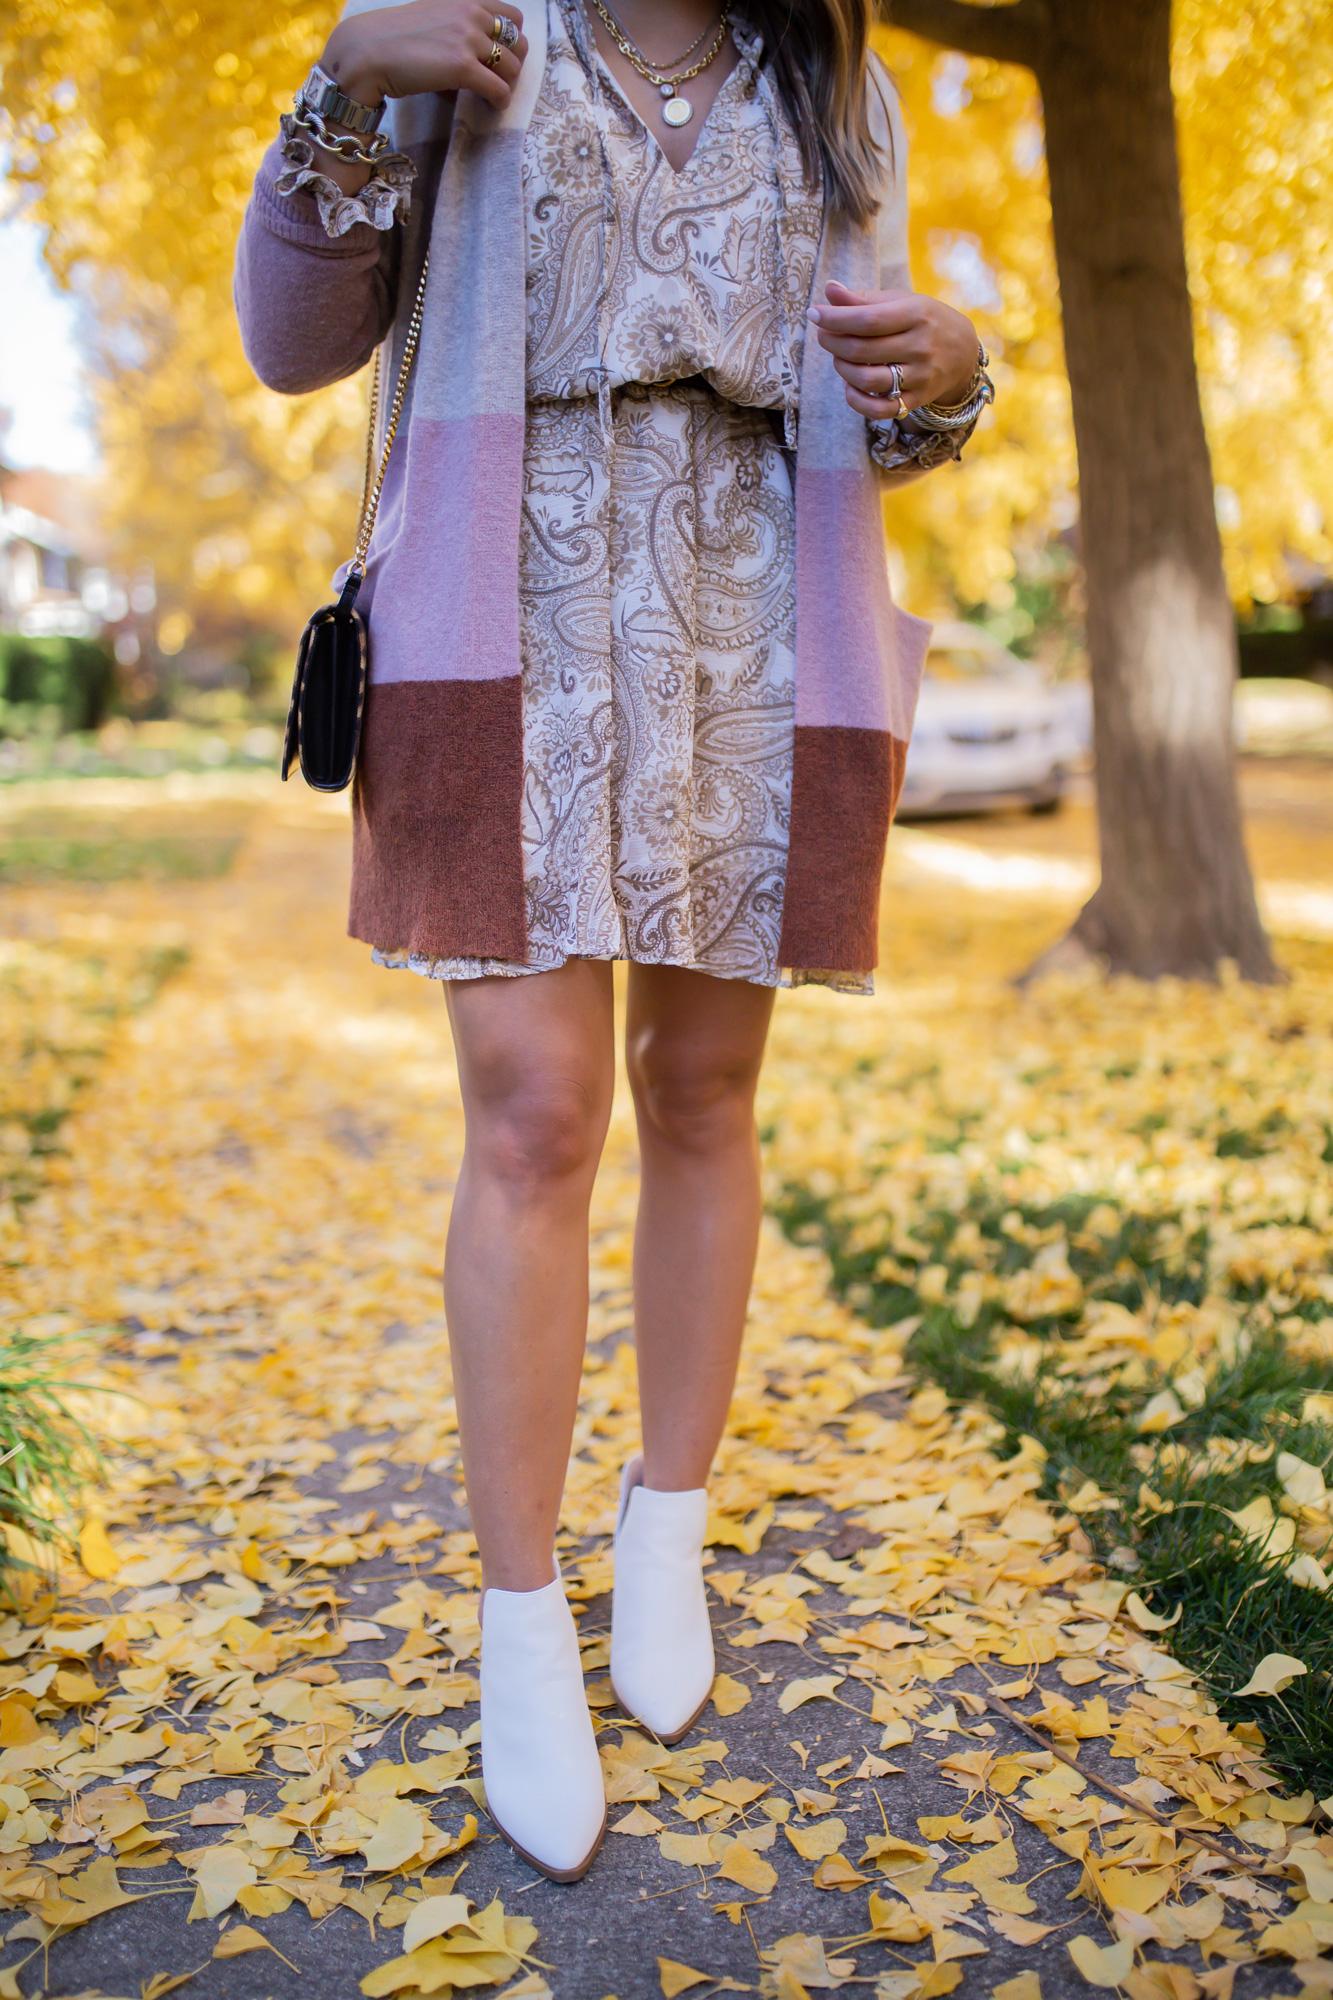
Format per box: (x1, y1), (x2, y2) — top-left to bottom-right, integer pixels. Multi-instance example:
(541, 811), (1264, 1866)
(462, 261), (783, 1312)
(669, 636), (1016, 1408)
(587, 0), (731, 128)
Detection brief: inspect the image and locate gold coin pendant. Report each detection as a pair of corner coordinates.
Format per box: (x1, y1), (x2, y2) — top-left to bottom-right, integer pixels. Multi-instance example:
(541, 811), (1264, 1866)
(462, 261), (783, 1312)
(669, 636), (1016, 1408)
(663, 96), (693, 127)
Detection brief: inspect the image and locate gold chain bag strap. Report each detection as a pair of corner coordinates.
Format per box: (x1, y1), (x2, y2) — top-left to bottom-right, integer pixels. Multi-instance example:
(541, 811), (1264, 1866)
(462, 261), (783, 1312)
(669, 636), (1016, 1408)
(281, 253), (431, 792)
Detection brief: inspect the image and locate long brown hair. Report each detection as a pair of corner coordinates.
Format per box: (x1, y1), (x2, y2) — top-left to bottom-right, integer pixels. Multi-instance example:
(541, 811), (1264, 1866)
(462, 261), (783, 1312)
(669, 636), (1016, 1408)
(746, 0), (887, 225)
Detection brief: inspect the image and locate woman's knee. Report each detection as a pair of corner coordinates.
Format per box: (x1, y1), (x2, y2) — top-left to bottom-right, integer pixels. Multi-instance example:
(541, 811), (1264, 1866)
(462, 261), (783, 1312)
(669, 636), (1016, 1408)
(627, 1032), (760, 1155)
(465, 1066), (609, 1193)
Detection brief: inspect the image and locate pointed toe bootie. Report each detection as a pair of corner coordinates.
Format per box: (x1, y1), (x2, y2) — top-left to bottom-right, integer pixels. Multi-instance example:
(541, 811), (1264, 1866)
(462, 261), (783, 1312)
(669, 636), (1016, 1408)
(480, 1573), (606, 1881)
(610, 1457), (713, 1745)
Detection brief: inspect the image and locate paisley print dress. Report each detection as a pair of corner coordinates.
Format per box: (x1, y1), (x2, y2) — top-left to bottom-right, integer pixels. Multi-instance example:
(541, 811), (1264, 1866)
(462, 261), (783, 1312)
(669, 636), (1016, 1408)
(378, 1), (870, 991)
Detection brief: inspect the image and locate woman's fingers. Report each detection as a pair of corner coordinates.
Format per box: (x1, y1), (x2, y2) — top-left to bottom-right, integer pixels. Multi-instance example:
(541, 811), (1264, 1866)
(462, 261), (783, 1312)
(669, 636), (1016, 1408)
(815, 280), (983, 416)
(816, 328), (921, 365)
(833, 357), (918, 401)
(471, 3), (525, 49)
(809, 288), (919, 340)
(466, 58), (516, 106)
(465, 22), (525, 106)
(468, 4), (528, 103)
(843, 383), (904, 421)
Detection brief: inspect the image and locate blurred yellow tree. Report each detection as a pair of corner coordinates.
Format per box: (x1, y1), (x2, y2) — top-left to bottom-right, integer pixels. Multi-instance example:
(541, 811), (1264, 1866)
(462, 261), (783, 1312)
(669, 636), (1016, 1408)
(0, 1), (351, 662)
(1, 0), (1329, 653)
(878, 2), (1332, 619)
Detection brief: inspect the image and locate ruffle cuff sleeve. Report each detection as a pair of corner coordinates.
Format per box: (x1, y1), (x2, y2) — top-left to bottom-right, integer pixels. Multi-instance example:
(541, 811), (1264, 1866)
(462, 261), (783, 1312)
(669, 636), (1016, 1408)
(866, 414), (981, 474)
(275, 115), (415, 238)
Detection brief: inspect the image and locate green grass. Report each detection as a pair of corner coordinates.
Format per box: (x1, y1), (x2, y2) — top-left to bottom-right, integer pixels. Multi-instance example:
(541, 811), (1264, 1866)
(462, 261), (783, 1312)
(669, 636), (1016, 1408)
(776, 1179), (1333, 1799)
(0, 813), (245, 883)
(0, 1330), (101, 1578)
(0, 926), (191, 1572)
(1, 937), (190, 1216)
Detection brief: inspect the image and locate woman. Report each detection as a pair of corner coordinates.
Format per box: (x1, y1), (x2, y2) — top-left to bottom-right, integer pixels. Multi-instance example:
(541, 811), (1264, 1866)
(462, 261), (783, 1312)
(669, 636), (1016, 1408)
(236, 0), (988, 1882)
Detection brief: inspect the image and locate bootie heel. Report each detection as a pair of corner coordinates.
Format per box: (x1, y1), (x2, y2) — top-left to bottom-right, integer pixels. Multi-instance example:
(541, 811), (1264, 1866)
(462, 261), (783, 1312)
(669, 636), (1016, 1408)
(610, 1457), (713, 1745)
(480, 1574), (607, 1881)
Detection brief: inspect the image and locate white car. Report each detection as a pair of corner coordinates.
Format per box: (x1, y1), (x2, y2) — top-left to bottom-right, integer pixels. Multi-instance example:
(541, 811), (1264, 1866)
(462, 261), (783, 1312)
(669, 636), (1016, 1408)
(900, 621), (1091, 818)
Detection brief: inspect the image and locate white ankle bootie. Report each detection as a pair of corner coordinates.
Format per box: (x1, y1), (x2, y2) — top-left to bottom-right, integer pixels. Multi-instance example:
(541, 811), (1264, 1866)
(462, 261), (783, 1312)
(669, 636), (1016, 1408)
(480, 1572), (606, 1881)
(611, 1457), (713, 1744)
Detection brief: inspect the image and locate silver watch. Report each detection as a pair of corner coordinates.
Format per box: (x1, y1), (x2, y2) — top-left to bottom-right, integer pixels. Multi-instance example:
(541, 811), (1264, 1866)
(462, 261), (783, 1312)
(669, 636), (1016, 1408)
(296, 63), (385, 139)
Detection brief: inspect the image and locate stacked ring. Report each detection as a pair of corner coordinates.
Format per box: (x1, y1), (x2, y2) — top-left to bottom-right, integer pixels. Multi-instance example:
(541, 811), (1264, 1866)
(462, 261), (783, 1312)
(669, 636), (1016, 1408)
(495, 14), (520, 44)
(484, 36), (504, 66)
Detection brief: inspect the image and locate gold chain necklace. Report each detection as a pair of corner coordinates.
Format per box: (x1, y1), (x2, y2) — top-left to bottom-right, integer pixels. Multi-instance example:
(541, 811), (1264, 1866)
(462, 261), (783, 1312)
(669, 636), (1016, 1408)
(610, 8), (719, 70)
(587, 0), (730, 128)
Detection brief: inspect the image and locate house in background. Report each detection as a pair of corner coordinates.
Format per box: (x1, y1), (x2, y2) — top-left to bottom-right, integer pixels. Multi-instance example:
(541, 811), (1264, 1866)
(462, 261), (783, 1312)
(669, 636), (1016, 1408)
(0, 455), (150, 649)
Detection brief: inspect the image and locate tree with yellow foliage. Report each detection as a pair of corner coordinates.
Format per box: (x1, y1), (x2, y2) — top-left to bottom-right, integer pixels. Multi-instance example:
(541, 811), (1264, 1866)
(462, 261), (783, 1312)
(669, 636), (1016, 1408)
(889, 0), (1329, 981)
(2, 0), (1330, 975)
(1, 3), (353, 654)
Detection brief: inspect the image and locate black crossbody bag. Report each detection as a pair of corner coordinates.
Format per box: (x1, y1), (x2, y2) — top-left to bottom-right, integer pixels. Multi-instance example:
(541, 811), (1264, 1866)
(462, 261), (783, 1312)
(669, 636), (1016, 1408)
(282, 254), (431, 792)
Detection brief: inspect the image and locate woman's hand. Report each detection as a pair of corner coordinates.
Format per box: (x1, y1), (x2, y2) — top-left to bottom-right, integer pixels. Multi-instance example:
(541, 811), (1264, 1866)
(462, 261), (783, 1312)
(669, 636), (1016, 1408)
(321, 1), (528, 115)
(809, 281), (980, 422)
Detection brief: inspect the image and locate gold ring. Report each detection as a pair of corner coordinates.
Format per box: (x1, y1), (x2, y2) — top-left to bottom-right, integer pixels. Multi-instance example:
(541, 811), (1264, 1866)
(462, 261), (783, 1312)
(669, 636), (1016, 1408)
(492, 14), (503, 36)
(484, 36), (504, 66)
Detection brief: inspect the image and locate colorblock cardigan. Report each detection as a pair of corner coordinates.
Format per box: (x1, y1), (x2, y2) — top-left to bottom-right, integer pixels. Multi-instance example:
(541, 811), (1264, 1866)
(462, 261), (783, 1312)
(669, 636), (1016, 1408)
(234, 1), (932, 971)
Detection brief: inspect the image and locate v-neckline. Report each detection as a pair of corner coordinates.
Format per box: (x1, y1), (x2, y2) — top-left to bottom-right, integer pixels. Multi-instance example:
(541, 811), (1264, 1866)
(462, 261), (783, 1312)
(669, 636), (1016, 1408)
(583, 20), (747, 179)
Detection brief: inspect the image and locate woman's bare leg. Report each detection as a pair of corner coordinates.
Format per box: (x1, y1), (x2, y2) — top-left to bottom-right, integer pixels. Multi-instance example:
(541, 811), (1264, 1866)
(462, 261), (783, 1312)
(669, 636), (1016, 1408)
(626, 965), (776, 1491)
(444, 960), (616, 1593)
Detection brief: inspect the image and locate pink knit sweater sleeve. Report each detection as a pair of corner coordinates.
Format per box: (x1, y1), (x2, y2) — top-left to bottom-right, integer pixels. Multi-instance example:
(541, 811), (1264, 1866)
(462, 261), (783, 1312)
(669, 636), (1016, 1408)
(234, 139), (398, 395)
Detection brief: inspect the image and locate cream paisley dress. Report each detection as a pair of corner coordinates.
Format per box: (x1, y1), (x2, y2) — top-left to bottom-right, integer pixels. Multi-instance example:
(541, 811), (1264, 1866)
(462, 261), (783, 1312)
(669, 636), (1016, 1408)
(379, 1), (869, 991)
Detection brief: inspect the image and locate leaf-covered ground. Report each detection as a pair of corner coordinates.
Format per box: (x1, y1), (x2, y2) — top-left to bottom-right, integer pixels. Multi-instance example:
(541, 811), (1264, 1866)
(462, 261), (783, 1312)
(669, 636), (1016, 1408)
(0, 771), (1331, 2000)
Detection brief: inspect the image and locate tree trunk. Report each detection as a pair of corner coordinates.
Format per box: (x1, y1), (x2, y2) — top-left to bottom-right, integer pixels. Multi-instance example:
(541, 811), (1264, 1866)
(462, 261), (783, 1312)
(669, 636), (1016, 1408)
(888, 0), (1279, 981)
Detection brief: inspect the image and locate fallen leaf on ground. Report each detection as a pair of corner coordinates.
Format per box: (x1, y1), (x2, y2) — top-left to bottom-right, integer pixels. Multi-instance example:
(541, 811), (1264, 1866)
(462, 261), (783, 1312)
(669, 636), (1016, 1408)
(190, 1790), (247, 1827)
(658, 1962), (712, 1998)
(79, 1518), (122, 1580)
(1233, 1653), (1308, 1697)
(713, 1838), (777, 1894)
(711, 1674), (752, 1716)
(214, 1923), (299, 1971)
(402, 1895), (473, 1953)
(785, 1818), (847, 1862)
(778, 1675), (844, 1715)
(1068, 1936), (1135, 1988)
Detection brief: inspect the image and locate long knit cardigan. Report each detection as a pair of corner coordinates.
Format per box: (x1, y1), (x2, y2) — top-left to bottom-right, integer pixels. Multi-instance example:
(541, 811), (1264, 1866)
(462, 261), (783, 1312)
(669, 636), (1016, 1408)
(234, 1), (932, 971)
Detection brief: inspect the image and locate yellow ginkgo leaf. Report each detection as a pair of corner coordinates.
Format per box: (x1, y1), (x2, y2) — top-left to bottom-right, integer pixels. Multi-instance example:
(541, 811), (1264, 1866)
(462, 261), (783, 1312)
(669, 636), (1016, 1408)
(1067, 1934), (1135, 1987)
(1135, 1389), (1186, 1433)
(362, 1799), (429, 1873)
(777, 1674), (843, 1714)
(1277, 1451), (1326, 1508)
(784, 1817), (847, 1862)
(189, 1845), (257, 1920)
(401, 1893), (473, 1953)
(1124, 1592), (1181, 1632)
(658, 1961), (712, 1998)
(659, 1830), (716, 1868)
(811, 1853), (867, 1891)
(710, 1673), (752, 1716)
(1224, 1496), (1297, 1557)
(1234, 1653), (1309, 1697)
(214, 1923), (299, 1972)
(712, 1838), (777, 1894)
(1289, 1554), (1330, 1592)
(78, 1518), (121, 1581)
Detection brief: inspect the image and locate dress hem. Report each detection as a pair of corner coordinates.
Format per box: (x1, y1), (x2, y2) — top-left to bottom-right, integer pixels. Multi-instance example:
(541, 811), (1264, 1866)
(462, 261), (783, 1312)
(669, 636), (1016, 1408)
(369, 945), (874, 997)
